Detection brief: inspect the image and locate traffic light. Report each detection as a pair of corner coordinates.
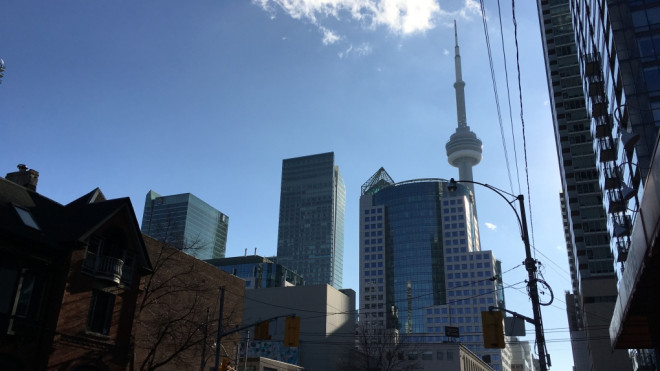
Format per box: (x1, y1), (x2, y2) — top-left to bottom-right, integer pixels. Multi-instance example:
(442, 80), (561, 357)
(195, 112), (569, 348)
(481, 311), (505, 349)
(219, 357), (230, 371)
(284, 316), (301, 347)
(254, 320), (271, 340)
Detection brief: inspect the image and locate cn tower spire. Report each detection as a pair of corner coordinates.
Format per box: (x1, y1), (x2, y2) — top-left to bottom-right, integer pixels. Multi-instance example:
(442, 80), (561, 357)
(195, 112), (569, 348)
(454, 20), (467, 128)
(445, 21), (483, 194)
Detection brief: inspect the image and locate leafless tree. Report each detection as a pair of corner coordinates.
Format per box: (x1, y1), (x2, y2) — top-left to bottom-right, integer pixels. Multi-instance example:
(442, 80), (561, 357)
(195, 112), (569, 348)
(340, 322), (421, 371)
(132, 235), (243, 371)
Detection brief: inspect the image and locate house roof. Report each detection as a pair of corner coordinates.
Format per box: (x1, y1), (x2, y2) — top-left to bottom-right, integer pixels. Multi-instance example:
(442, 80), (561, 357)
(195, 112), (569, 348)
(0, 177), (152, 272)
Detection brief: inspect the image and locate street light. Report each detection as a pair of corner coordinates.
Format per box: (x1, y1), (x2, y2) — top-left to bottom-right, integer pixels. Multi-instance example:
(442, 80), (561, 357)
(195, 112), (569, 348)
(447, 178), (551, 371)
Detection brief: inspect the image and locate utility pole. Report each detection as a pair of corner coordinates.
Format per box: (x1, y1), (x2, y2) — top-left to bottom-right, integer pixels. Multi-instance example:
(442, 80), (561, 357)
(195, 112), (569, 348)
(518, 195), (549, 370)
(200, 308), (209, 371)
(447, 179), (550, 370)
(214, 286), (226, 371)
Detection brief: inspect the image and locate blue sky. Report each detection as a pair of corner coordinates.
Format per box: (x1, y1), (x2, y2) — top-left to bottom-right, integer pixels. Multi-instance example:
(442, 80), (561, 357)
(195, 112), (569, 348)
(2, 0), (575, 368)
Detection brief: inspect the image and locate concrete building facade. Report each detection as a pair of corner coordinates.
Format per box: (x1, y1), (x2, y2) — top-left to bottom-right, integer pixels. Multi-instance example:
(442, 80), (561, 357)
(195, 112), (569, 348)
(241, 284), (356, 371)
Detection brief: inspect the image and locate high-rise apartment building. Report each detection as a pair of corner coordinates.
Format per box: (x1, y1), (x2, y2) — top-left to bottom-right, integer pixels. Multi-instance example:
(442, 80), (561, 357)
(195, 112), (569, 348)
(537, 0), (660, 368)
(359, 168), (510, 371)
(141, 190), (228, 260)
(276, 152), (345, 289)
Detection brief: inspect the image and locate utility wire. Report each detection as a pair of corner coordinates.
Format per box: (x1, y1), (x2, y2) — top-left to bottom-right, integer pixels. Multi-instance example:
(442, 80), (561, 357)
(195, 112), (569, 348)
(510, 0), (537, 256)
(496, 0), (522, 195)
(478, 0), (515, 194)
(240, 268), (526, 322)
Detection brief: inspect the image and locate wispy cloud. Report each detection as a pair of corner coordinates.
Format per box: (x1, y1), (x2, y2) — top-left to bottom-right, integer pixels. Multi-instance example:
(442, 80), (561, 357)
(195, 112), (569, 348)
(484, 222), (497, 230)
(321, 26), (341, 45)
(338, 43), (373, 58)
(253, 0), (481, 44)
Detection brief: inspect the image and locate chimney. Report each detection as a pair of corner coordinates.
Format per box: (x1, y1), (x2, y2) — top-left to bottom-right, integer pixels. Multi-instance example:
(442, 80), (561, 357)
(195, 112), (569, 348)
(6, 164), (39, 191)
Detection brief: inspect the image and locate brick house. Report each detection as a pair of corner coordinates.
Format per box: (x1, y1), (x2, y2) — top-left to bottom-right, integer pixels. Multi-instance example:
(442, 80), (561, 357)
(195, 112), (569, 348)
(0, 166), (153, 371)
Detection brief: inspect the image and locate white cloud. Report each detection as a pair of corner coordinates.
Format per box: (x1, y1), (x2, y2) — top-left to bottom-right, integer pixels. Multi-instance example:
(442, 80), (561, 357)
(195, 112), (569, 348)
(443, 48), (450, 55)
(484, 222), (497, 230)
(371, 0), (440, 34)
(338, 42), (373, 58)
(354, 43), (373, 56)
(321, 27), (341, 45)
(253, 0), (481, 44)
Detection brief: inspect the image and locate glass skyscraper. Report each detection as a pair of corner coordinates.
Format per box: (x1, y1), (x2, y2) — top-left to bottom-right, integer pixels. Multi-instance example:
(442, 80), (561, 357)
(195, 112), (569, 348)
(276, 152), (345, 289)
(359, 168), (509, 371)
(141, 190), (229, 260)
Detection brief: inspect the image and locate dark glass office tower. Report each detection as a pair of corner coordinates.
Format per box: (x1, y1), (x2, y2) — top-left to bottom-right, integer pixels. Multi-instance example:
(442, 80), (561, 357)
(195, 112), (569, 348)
(141, 190), (229, 260)
(276, 152), (345, 289)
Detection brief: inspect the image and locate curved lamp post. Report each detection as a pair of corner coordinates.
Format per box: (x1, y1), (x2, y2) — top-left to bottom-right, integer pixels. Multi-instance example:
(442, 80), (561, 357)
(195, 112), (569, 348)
(447, 178), (550, 371)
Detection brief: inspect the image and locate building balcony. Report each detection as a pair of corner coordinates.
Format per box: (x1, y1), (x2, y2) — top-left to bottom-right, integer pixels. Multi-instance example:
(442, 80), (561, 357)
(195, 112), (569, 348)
(82, 252), (125, 284)
(612, 214), (632, 238)
(588, 80), (605, 97)
(610, 138), (660, 349)
(607, 189), (628, 213)
(616, 239), (629, 263)
(597, 137), (617, 162)
(584, 53), (602, 77)
(603, 163), (621, 190)
(592, 101), (608, 117)
(593, 115), (612, 139)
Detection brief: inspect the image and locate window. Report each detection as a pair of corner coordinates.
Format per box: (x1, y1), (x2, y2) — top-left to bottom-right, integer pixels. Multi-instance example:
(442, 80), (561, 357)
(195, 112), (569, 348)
(13, 206), (40, 230)
(87, 290), (115, 335)
(1, 267), (37, 334)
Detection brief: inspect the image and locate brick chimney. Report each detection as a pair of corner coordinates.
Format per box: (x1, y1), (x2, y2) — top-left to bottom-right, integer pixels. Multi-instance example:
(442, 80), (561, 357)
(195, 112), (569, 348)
(6, 164), (39, 191)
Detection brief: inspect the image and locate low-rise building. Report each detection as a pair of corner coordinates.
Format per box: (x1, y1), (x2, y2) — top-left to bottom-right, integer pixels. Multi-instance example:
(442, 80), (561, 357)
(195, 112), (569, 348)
(242, 284), (356, 371)
(206, 255), (303, 289)
(133, 236), (245, 370)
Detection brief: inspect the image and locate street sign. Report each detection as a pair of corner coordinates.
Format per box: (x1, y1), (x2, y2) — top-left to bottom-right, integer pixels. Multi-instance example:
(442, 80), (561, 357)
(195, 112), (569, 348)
(445, 326), (460, 338)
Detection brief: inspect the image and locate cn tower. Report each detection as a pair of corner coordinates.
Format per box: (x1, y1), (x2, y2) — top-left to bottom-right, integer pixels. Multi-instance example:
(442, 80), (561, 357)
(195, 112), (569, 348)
(445, 21), (482, 195)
